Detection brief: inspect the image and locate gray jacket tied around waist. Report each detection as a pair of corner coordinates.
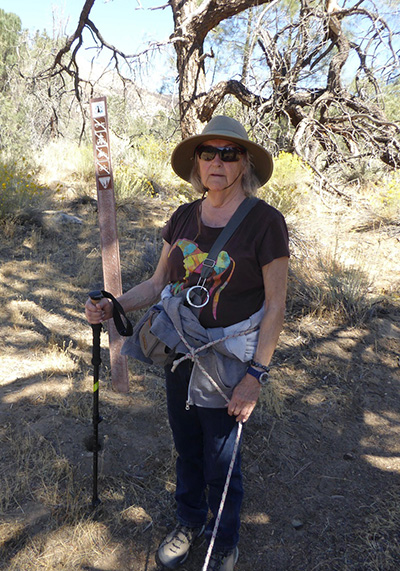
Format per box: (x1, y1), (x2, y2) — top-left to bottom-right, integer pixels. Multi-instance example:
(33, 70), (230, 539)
(122, 286), (263, 408)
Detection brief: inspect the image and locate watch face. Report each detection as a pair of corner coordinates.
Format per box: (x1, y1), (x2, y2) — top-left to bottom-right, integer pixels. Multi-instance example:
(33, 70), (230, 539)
(259, 372), (269, 385)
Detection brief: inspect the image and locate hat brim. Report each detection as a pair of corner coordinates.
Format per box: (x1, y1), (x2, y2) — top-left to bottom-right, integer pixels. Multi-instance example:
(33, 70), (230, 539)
(171, 133), (274, 187)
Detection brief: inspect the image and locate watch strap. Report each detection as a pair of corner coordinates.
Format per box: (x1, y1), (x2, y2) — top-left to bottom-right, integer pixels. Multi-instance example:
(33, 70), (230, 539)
(247, 365), (269, 385)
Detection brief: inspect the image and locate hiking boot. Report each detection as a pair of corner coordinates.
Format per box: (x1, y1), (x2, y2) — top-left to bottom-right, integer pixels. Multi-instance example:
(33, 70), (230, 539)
(156, 524), (205, 569)
(207, 546), (239, 571)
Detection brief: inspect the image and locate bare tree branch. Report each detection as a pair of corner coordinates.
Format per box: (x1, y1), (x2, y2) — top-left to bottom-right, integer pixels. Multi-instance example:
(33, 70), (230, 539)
(53, 0), (96, 69)
(40, 0), (400, 178)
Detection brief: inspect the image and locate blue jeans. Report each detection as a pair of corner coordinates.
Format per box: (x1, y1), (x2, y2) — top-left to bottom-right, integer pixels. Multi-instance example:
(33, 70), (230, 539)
(165, 360), (243, 551)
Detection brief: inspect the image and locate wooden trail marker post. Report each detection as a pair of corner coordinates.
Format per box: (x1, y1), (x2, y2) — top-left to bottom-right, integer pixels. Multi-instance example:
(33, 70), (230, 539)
(90, 96), (129, 393)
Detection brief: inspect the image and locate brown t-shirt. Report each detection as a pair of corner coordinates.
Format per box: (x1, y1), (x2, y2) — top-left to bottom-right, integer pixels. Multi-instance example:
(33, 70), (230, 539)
(162, 199), (290, 328)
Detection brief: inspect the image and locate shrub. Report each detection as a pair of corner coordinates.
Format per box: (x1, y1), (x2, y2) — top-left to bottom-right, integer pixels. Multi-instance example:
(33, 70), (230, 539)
(36, 140), (94, 187)
(113, 161), (151, 200)
(0, 160), (47, 221)
(257, 151), (313, 216)
(365, 172), (400, 222)
(288, 250), (374, 324)
(113, 134), (190, 203)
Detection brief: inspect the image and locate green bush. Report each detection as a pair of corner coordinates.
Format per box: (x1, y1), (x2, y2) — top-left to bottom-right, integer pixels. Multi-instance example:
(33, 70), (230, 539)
(258, 151), (313, 215)
(113, 134), (191, 203)
(113, 160), (153, 200)
(0, 160), (47, 220)
(365, 172), (400, 222)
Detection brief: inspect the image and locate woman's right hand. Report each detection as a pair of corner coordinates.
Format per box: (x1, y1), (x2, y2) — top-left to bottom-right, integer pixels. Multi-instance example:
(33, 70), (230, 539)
(85, 297), (113, 325)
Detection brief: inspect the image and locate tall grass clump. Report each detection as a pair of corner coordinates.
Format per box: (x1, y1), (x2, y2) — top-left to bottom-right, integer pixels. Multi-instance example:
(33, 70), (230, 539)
(258, 151), (313, 216)
(36, 139), (94, 189)
(0, 160), (48, 221)
(289, 250), (374, 324)
(113, 133), (186, 202)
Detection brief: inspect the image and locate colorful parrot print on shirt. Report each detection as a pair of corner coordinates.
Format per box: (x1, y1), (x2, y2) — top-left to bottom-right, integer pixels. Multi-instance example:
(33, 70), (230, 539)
(168, 238), (235, 320)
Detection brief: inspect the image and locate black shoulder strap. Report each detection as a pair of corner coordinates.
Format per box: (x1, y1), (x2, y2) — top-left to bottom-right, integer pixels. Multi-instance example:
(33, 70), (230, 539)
(200, 197), (259, 281)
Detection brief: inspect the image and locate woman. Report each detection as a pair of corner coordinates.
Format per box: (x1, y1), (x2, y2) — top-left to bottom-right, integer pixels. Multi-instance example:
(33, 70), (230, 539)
(85, 116), (289, 570)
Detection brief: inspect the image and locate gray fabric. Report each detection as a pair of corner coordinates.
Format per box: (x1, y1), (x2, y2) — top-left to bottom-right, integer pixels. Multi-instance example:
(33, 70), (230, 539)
(121, 288), (263, 408)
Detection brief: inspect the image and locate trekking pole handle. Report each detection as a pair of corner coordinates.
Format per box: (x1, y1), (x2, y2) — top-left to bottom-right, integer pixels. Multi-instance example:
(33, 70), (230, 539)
(89, 290), (103, 305)
(89, 291), (102, 365)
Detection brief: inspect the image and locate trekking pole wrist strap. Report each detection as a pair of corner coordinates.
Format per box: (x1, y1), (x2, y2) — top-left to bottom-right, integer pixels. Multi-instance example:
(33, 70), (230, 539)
(100, 290), (133, 336)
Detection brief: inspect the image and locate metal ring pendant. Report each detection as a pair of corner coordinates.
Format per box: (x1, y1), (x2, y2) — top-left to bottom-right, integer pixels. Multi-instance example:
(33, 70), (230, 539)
(186, 285), (210, 308)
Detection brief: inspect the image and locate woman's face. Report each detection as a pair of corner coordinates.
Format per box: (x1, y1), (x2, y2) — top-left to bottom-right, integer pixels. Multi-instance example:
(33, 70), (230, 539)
(197, 139), (246, 193)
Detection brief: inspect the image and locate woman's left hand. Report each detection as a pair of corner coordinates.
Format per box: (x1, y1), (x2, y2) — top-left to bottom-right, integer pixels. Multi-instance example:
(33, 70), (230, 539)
(227, 374), (261, 423)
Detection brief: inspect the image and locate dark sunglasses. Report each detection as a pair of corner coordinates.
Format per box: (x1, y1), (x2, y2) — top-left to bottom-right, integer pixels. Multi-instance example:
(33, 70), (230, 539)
(196, 145), (246, 162)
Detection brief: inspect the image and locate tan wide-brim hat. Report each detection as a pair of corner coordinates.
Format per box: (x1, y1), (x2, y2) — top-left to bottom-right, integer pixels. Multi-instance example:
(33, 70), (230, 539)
(171, 115), (274, 187)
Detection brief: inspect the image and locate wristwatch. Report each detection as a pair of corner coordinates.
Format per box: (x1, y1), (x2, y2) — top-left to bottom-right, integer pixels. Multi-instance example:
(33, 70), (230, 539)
(247, 365), (270, 386)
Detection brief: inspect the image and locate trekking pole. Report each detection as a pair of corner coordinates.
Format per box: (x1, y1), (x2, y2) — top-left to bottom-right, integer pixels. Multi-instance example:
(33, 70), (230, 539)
(89, 290), (103, 509)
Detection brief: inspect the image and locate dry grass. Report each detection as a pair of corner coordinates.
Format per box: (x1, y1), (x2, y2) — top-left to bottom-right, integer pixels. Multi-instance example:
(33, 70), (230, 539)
(0, 424), (78, 514)
(350, 491), (400, 570)
(288, 249), (375, 325)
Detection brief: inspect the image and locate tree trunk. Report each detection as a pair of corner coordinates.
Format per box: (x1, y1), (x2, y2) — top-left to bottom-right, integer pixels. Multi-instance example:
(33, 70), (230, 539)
(169, 0), (274, 138)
